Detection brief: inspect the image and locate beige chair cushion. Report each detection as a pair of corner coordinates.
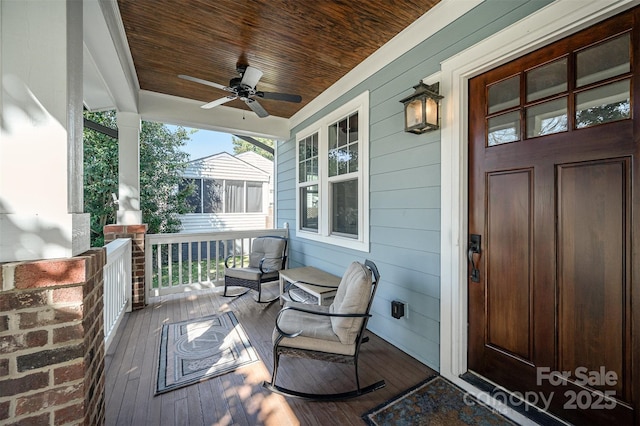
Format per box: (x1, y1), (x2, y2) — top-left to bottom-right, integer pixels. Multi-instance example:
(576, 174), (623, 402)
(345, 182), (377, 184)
(274, 302), (356, 356)
(329, 262), (372, 344)
(224, 267), (279, 282)
(249, 237), (286, 271)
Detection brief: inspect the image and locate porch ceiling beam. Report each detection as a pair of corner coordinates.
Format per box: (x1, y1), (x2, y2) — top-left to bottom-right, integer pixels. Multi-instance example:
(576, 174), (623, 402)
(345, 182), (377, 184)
(83, 117), (119, 139)
(233, 135), (274, 155)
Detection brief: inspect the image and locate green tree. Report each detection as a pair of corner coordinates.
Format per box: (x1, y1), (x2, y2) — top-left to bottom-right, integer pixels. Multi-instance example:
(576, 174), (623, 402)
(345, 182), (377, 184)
(83, 110), (194, 246)
(231, 136), (274, 160)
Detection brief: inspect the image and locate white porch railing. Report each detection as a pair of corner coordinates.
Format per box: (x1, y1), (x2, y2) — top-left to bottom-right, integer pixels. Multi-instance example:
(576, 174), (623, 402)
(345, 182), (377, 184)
(103, 238), (132, 351)
(146, 228), (288, 298)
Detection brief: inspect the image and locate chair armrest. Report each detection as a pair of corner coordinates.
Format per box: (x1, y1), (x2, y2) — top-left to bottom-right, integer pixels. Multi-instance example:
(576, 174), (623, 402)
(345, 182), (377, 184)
(224, 254), (234, 268)
(274, 305), (371, 339)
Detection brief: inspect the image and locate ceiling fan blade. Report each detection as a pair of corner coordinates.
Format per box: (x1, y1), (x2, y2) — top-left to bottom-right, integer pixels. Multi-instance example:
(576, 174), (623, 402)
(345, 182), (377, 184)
(240, 66), (263, 89)
(245, 98), (269, 118)
(178, 74), (227, 91)
(201, 96), (236, 109)
(256, 91), (302, 103)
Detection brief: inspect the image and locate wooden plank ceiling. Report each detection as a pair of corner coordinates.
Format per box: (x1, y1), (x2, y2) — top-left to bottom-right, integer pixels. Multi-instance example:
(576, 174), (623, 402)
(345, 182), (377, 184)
(117, 0), (441, 119)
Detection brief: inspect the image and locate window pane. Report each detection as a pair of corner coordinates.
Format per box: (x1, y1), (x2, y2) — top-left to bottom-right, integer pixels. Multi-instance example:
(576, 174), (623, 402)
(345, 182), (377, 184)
(526, 97), (567, 138)
(299, 161), (306, 183)
(331, 179), (358, 237)
(328, 149), (338, 177)
(526, 58), (567, 102)
(299, 133), (318, 183)
(246, 182), (262, 213)
(348, 143), (358, 173)
(348, 113), (358, 143)
(310, 133), (318, 156)
(338, 118), (348, 147)
(488, 111), (520, 146)
(488, 75), (520, 114)
(182, 178), (202, 213)
(338, 148), (348, 175)
(300, 185), (318, 231)
(577, 33), (630, 87)
(576, 79), (630, 128)
(225, 180), (244, 213)
(329, 123), (338, 150)
(203, 179), (222, 213)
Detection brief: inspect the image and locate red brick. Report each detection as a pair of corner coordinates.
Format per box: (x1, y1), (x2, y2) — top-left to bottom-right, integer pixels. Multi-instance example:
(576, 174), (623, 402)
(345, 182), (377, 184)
(0, 315), (8, 332)
(54, 401), (84, 425)
(0, 330), (47, 355)
(15, 383), (82, 416)
(13, 259), (87, 289)
(54, 361), (84, 385)
(0, 400), (9, 421)
(18, 306), (83, 330)
(102, 225), (124, 234)
(0, 358), (8, 377)
(53, 324), (83, 344)
(124, 224), (148, 234)
(6, 412), (50, 426)
(17, 344), (83, 372)
(51, 286), (84, 304)
(0, 371), (48, 397)
(1, 291), (48, 311)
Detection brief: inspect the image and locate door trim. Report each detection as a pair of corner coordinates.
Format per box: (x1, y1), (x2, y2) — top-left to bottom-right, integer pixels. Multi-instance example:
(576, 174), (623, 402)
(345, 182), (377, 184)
(438, 0), (638, 421)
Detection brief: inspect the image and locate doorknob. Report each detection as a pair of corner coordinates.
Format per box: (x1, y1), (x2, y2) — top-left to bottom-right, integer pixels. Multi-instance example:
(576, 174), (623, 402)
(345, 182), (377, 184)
(468, 234), (481, 282)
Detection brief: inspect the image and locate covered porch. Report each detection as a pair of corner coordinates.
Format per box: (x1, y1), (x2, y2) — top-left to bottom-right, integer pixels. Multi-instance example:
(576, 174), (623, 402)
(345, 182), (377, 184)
(104, 287), (434, 425)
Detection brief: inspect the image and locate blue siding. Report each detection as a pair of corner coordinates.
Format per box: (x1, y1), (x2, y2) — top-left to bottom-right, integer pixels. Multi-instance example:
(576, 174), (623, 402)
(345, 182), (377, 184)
(277, 0), (553, 370)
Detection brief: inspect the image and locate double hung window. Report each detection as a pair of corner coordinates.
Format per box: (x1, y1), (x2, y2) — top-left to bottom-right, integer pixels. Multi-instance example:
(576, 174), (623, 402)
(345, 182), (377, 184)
(296, 92), (369, 251)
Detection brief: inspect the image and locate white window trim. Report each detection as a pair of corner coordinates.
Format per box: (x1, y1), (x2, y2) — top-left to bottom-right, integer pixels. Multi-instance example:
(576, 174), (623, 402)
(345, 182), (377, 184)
(295, 91), (370, 252)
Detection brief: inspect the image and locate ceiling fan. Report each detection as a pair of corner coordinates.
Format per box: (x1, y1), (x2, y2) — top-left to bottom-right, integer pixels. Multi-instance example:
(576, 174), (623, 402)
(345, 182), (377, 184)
(179, 65), (302, 118)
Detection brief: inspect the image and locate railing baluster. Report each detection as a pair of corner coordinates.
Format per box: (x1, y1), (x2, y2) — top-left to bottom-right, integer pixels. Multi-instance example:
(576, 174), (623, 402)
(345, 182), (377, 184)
(103, 238), (132, 351)
(178, 242), (183, 286)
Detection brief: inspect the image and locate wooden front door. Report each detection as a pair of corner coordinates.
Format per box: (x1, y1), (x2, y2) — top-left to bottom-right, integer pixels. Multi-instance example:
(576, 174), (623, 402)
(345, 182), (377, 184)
(468, 8), (639, 425)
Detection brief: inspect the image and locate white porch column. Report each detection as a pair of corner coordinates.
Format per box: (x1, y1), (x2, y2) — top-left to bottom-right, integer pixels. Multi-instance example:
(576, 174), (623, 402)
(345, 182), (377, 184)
(116, 111), (143, 224)
(0, 0), (89, 262)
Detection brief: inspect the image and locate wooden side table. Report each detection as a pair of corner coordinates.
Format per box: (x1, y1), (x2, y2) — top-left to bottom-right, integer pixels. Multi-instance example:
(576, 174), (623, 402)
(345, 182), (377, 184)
(279, 266), (341, 306)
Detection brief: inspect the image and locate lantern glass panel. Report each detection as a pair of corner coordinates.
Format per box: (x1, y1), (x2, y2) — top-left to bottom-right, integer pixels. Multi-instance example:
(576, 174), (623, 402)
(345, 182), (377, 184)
(406, 99), (423, 128)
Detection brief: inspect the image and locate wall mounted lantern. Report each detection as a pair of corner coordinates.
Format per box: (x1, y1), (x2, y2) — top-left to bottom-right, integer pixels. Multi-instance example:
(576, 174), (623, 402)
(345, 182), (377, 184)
(399, 82), (443, 134)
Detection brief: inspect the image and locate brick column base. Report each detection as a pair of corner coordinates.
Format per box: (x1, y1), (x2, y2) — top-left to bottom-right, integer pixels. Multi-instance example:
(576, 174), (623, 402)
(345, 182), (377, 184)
(103, 224), (147, 309)
(0, 249), (106, 425)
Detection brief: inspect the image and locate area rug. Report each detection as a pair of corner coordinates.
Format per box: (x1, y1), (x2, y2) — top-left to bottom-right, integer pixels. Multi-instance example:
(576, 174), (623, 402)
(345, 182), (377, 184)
(155, 311), (259, 395)
(362, 375), (516, 426)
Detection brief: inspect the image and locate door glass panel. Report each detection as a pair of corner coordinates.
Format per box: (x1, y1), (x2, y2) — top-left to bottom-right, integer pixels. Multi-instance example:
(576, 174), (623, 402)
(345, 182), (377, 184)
(576, 79), (630, 128)
(526, 58), (567, 102)
(526, 97), (568, 138)
(488, 111), (520, 146)
(576, 33), (630, 87)
(488, 76), (520, 114)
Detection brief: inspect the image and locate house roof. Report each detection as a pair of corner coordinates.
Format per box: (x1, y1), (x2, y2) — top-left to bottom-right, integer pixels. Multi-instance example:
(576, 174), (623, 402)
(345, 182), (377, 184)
(184, 152), (271, 182)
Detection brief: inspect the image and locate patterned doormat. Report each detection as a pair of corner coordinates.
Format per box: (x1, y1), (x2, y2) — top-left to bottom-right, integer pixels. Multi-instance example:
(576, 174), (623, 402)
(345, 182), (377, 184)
(362, 376), (517, 425)
(155, 311), (259, 395)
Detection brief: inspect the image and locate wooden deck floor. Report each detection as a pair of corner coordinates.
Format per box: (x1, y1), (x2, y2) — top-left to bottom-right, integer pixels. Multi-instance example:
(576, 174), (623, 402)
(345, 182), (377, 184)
(104, 284), (436, 425)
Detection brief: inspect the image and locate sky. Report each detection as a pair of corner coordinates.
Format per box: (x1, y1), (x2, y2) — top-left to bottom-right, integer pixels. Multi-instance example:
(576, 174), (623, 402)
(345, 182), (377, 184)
(167, 125), (235, 161)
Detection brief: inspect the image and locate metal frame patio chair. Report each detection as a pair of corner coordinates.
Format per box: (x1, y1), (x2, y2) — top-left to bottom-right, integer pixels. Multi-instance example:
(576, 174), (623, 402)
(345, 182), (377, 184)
(263, 259), (385, 400)
(223, 235), (288, 303)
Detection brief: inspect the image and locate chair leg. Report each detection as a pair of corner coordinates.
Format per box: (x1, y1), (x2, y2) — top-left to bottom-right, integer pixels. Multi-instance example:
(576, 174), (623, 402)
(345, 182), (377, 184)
(270, 347), (281, 386)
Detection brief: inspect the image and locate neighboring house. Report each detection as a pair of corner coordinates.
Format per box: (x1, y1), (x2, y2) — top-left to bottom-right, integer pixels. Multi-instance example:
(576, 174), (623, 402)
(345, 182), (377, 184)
(179, 152), (273, 232)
